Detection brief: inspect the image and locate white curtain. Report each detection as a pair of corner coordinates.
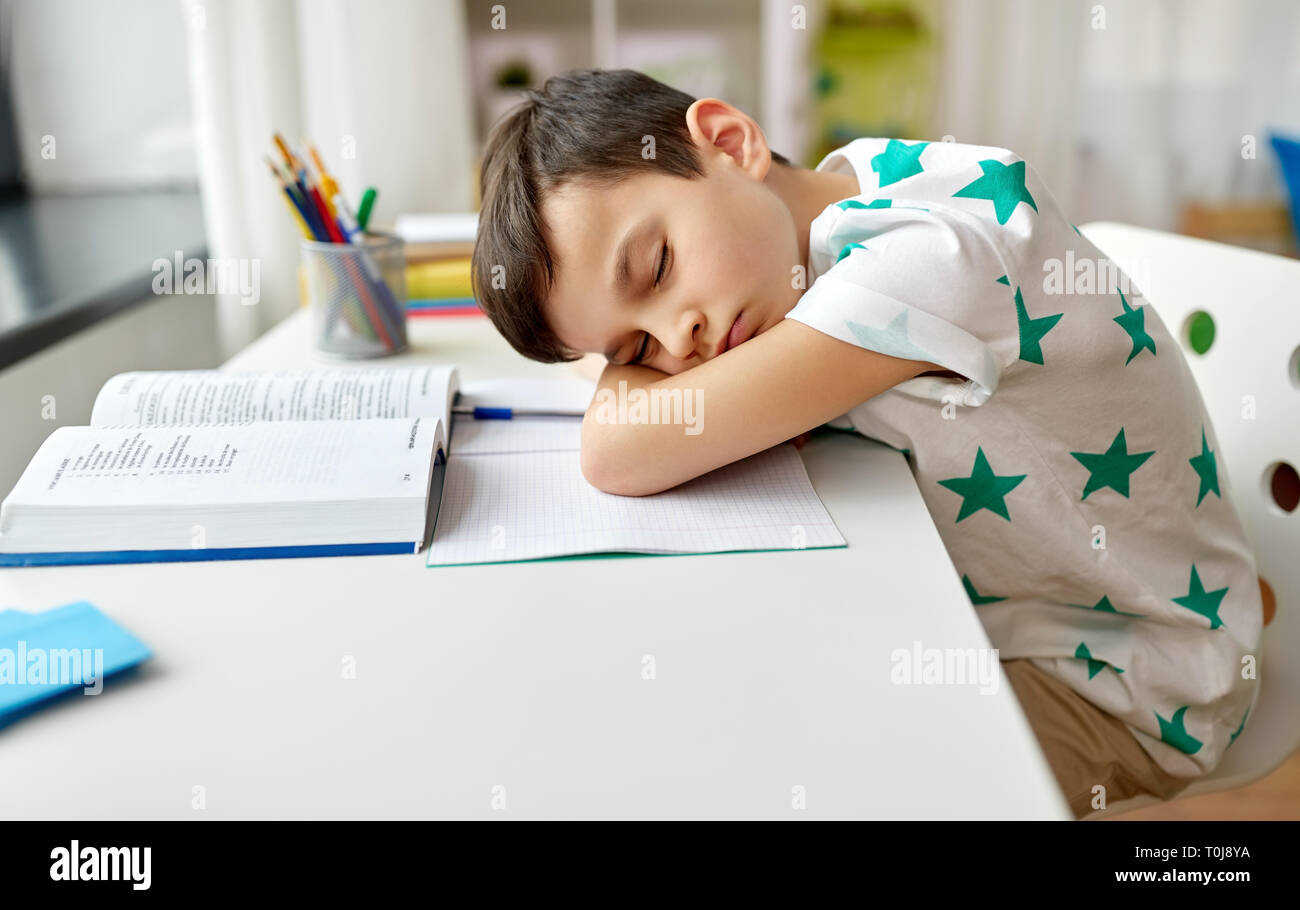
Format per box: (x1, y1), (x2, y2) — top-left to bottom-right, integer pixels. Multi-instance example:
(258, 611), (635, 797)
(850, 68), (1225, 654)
(182, 0), (475, 358)
(934, 0), (1300, 231)
(1072, 0), (1300, 230)
(934, 0), (1089, 213)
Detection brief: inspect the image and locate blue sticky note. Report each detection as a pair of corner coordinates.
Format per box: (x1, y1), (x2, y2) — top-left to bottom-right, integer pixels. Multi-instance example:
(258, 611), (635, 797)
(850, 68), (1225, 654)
(0, 601), (151, 718)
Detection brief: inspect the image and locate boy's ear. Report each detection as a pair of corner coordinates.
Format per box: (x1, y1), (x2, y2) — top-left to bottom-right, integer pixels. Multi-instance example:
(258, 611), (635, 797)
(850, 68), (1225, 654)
(685, 98), (771, 180)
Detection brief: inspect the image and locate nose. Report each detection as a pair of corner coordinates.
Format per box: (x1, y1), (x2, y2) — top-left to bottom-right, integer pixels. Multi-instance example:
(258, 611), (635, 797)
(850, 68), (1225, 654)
(658, 305), (706, 362)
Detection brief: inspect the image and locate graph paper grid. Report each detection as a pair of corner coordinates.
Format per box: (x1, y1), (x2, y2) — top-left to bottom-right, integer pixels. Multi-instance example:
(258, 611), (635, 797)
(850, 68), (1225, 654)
(428, 418), (845, 566)
(448, 418), (581, 456)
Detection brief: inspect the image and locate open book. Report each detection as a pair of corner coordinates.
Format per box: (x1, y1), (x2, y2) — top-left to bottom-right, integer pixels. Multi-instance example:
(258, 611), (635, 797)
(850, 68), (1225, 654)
(0, 368), (458, 566)
(0, 367), (846, 567)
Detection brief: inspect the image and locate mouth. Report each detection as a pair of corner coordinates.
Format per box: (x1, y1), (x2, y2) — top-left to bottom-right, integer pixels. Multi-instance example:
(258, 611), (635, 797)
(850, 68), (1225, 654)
(717, 312), (748, 358)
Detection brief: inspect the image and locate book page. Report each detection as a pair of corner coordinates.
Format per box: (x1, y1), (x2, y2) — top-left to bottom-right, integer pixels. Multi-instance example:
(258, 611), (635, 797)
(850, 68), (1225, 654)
(427, 436), (845, 566)
(90, 366), (457, 430)
(0, 419), (442, 553)
(2, 419), (439, 510)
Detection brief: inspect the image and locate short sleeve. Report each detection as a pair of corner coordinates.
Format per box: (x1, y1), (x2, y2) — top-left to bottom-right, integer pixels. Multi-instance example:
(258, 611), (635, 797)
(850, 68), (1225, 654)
(785, 205), (1017, 407)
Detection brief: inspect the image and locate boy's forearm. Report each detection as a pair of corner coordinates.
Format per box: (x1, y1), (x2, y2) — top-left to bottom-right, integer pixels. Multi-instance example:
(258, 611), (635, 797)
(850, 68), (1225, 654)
(581, 362), (691, 495)
(579, 320), (937, 497)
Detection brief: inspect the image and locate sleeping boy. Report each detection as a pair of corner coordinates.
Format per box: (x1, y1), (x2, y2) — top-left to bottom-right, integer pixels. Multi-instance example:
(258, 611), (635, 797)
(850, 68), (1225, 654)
(470, 68), (1264, 818)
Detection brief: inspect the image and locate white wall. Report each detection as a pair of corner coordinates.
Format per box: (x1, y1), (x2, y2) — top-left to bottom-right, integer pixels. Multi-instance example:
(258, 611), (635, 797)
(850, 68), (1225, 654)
(8, 0), (197, 191)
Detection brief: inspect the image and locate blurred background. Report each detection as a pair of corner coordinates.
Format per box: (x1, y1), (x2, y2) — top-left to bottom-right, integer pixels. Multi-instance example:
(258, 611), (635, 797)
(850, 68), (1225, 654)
(1, 0), (1298, 484)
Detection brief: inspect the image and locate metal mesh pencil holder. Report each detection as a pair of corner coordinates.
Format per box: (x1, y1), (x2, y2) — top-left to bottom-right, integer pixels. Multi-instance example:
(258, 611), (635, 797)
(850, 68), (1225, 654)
(302, 231), (408, 358)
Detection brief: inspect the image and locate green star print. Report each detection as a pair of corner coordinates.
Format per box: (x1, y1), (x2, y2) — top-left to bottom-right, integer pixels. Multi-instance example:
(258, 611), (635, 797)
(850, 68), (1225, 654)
(837, 198), (894, 210)
(870, 139), (928, 187)
(1014, 286), (1063, 365)
(962, 574), (1006, 605)
(938, 446), (1026, 523)
(1229, 709), (1249, 748)
(1069, 427), (1155, 500)
(1189, 426), (1221, 506)
(1065, 594), (1143, 618)
(1075, 642), (1124, 679)
(1172, 563), (1229, 630)
(836, 241), (868, 262)
(846, 310), (934, 361)
(953, 159), (1038, 225)
(1156, 705), (1203, 755)
(1113, 288), (1156, 364)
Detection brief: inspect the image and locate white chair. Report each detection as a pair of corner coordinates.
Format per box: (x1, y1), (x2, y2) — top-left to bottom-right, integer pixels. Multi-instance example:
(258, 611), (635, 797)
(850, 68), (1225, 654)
(1069, 222), (1300, 818)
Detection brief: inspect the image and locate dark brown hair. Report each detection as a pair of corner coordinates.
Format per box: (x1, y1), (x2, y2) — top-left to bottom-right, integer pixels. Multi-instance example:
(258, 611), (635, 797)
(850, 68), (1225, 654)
(473, 68), (789, 362)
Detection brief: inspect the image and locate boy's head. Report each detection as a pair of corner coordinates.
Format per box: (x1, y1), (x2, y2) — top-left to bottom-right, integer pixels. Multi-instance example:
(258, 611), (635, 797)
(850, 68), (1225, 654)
(473, 68), (803, 375)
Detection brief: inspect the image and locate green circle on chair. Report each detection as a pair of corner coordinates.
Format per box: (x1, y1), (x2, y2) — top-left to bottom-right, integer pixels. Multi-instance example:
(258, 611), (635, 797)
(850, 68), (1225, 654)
(1186, 311), (1215, 355)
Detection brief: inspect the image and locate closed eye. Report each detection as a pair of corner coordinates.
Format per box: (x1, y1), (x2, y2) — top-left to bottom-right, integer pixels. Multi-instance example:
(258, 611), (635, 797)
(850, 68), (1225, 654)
(626, 240), (668, 365)
(653, 240), (669, 287)
(629, 332), (651, 365)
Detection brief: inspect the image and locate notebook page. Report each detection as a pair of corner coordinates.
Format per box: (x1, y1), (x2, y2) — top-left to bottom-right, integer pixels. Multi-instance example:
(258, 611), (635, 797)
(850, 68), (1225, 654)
(456, 377), (595, 416)
(449, 416), (582, 455)
(426, 442), (845, 566)
(90, 366), (457, 429)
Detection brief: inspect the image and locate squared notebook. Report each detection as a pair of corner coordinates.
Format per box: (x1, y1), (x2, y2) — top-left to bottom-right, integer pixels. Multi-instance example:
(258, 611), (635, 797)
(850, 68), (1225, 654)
(426, 417), (846, 566)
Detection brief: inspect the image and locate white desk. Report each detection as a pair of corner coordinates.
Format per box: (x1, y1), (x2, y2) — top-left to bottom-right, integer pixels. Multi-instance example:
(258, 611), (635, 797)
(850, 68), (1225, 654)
(0, 311), (1070, 819)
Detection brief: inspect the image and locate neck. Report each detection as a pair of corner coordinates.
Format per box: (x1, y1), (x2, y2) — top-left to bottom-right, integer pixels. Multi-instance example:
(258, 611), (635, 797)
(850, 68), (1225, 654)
(766, 161), (862, 269)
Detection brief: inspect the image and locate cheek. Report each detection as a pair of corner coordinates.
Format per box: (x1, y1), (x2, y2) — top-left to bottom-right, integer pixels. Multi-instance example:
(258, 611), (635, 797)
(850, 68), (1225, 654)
(734, 192), (799, 280)
(705, 206), (789, 287)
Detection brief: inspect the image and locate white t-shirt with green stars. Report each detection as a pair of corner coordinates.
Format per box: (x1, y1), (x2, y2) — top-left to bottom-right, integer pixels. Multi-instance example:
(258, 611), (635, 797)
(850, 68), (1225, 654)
(786, 137), (1262, 780)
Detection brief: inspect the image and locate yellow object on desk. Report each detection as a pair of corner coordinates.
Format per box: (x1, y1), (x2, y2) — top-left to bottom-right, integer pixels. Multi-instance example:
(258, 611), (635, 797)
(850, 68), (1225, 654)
(406, 257), (472, 299)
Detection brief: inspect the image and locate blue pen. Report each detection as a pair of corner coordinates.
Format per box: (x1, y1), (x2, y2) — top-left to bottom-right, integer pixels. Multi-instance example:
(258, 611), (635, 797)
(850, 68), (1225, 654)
(453, 406), (577, 420)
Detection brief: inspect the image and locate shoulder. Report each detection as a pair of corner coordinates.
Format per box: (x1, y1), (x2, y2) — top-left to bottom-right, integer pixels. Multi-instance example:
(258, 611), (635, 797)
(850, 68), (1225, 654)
(826, 137), (1033, 185)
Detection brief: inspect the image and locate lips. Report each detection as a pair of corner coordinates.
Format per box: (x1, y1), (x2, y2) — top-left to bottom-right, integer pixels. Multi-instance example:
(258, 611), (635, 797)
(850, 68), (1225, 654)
(720, 313), (746, 356)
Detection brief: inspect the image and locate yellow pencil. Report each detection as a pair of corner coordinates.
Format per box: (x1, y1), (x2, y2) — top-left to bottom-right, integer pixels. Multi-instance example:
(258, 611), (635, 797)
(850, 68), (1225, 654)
(309, 142), (341, 205)
(265, 156), (313, 239)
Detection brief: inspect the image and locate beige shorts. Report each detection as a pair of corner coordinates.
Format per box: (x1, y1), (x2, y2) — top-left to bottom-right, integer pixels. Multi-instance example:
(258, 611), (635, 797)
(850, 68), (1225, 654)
(1002, 658), (1191, 818)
